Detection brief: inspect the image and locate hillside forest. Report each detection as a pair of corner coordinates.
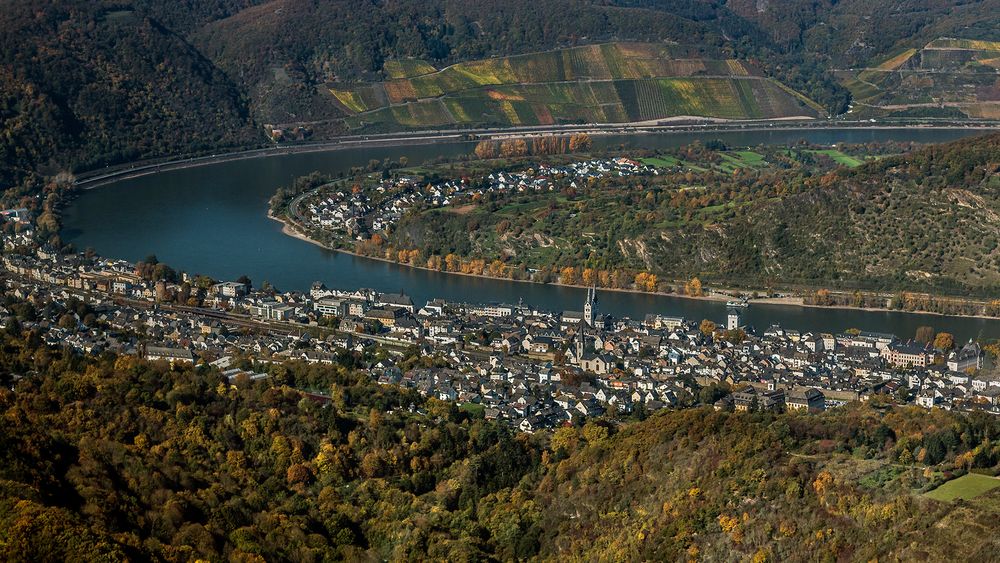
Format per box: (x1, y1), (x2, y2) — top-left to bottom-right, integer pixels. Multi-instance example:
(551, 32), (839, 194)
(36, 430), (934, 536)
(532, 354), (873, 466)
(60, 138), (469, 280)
(2, 324), (1000, 560)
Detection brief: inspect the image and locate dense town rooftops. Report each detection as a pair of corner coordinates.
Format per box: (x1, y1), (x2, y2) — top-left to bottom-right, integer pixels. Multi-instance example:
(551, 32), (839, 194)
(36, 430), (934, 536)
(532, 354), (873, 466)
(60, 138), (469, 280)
(0, 229), (996, 427)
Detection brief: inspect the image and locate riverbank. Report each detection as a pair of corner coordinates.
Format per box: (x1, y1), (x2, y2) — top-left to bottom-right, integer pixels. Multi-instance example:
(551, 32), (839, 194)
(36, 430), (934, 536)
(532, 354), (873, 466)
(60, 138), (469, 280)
(754, 296), (1000, 322)
(74, 121), (1000, 190)
(270, 208), (1000, 321)
(268, 208), (739, 303)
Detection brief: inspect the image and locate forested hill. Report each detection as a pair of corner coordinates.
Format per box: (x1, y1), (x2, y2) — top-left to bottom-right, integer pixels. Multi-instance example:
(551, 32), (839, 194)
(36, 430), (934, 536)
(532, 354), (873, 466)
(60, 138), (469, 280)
(0, 0), (733, 191)
(379, 133), (1000, 296)
(703, 132), (1000, 293)
(0, 0), (998, 192)
(2, 331), (1000, 559)
(731, 132), (1000, 292)
(189, 0), (718, 127)
(0, 1), (258, 191)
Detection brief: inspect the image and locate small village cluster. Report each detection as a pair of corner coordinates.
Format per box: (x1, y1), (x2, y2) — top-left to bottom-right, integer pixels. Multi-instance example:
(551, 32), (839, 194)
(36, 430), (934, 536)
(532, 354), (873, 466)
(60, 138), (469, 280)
(297, 157), (655, 239)
(0, 227), (995, 431)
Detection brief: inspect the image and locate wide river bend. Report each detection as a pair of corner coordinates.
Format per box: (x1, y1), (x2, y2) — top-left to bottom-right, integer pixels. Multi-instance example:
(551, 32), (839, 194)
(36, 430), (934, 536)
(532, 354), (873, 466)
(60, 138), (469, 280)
(62, 127), (1000, 341)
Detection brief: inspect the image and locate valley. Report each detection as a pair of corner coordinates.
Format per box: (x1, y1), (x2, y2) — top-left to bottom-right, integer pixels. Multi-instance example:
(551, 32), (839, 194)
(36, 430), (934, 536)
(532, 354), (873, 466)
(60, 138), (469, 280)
(267, 132), (1000, 310)
(5, 2), (1000, 560)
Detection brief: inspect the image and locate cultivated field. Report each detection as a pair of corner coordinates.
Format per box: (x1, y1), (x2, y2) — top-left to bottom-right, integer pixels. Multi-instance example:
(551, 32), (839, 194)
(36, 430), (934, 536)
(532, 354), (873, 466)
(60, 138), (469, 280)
(332, 42), (822, 131)
(805, 149), (864, 167)
(383, 59), (436, 80)
(838, 37), (1000, 119)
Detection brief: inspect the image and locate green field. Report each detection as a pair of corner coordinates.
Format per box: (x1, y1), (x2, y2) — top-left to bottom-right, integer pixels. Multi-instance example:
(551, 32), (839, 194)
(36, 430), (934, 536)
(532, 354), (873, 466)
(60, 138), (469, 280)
(459, 402), (486, 417)
(641, 156), (681, 167)
(733, 151), (766, 164)
(330, 42), (822, 131)
(717, 150), (767, 171)
(643, 151), (767, 173)
(925, 473), (1000, 501)
(806, 149), (864, 167)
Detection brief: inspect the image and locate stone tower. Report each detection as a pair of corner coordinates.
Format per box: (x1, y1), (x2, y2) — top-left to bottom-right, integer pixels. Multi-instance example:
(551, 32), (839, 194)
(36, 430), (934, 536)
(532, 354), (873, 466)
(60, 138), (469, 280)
(727, 308), (741, 331)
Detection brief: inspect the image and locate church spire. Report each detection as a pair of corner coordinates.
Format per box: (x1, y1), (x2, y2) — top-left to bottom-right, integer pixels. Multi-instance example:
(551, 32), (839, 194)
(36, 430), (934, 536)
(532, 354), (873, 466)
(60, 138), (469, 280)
(584, 286), (596, 327)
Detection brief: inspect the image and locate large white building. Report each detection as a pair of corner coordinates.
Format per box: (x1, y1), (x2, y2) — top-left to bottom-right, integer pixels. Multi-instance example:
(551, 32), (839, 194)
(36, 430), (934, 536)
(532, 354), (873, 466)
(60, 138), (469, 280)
(948, 340), (983, 372)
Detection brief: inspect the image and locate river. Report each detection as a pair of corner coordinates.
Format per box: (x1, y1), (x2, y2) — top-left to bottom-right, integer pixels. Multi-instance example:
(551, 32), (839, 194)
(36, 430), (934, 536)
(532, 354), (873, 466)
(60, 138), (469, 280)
(61, 127), (1000, 341)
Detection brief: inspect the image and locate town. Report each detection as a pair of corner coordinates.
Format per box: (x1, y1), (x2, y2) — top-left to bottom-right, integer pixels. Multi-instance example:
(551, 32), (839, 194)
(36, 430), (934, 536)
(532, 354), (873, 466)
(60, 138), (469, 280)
(292, 157), (657, 240)
(0, 223), (994, 432)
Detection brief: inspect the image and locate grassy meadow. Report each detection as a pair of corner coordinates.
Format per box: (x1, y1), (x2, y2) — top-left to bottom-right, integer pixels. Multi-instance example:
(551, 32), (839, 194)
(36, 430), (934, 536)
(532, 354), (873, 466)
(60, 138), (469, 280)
(925, 473), (1000, 501)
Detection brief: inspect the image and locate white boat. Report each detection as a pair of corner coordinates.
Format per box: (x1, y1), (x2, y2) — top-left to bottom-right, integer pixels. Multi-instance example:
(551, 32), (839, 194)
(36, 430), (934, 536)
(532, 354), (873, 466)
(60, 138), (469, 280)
(726, 299), (749, 308)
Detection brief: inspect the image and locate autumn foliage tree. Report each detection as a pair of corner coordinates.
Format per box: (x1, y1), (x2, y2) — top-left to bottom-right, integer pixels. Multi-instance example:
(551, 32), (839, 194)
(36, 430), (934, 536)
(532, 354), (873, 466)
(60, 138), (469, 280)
(699, 319), (717, 336)
(686, 277), (703, 297)
(933, 332), (955, 351)
(568, 133), (593, 152)
(814, 288), (832, 306)
(634, 272), (658, 292)
(560, 266), (579, 285)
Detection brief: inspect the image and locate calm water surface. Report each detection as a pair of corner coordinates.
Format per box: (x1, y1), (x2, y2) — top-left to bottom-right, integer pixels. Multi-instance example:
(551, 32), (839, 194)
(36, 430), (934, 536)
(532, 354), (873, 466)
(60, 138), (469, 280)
(62, 128), (1000, 341)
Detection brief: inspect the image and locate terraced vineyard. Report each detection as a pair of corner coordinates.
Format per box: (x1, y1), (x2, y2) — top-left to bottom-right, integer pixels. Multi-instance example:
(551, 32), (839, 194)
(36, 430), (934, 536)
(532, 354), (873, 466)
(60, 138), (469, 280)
(837, 37), (1000, 119)
(383, 59), (436, 80)
(331, 42), (822, 131)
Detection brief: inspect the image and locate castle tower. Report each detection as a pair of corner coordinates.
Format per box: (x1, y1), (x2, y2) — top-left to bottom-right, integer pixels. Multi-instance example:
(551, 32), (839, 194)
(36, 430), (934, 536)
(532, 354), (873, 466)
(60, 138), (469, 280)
(727, 308), (741, 331)
(576, 325), (585, 360)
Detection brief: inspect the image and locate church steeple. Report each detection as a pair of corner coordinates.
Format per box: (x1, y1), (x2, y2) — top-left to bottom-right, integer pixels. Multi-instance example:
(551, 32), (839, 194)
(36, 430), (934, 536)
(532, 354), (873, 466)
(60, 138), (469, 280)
(584, 286), (596, 327)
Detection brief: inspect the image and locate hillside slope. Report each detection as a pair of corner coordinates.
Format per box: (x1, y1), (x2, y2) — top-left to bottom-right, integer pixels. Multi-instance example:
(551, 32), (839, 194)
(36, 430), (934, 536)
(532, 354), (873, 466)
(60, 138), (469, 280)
(0, 0), (998, 192)
(838, 38), (1000, 119)
(385, 133), (1000, 295)
(331, 43), (822, 132)
(190, 0), (719, 130)
(0, 1), (258, 189)
(723, 0), (1000, 61)
(1, 333), (1000, 560)
(697, 133), (1000, 291)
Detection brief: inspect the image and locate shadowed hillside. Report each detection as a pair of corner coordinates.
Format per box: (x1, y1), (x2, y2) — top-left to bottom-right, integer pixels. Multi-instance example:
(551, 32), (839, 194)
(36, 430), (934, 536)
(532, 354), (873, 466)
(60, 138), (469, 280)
(0, 0), (997, 193)
(0, 1), (258, 189)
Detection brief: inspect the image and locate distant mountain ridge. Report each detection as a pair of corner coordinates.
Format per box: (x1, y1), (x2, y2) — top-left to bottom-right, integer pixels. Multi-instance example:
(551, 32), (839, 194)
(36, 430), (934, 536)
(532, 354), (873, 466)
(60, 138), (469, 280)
(0, 0), (998, 191)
